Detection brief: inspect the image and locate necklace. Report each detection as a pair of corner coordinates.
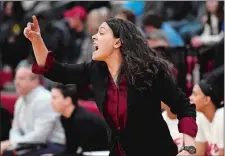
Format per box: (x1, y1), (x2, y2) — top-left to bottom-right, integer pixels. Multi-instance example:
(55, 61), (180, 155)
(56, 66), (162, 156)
(111, 66), (122, 87)
(112, 75), (118, 85)
(111, 73), (119, 87)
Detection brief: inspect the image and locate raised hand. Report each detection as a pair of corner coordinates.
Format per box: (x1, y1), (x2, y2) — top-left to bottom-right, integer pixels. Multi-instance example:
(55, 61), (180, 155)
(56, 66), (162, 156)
(23, 15), (41, 42)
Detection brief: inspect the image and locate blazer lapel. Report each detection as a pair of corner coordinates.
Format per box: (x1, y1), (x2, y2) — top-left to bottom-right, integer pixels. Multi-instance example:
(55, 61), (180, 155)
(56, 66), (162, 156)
(93, 62), (108, 113)
(98, 74), (108, 112)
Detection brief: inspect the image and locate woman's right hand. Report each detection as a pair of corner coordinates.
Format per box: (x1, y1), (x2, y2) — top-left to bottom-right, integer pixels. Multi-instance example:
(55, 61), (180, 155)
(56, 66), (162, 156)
(23, 15), (49, 66)
(24, 15), (41, 42)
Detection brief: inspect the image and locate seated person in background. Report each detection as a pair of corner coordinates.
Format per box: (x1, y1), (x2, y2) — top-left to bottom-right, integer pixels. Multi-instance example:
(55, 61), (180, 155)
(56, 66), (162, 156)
(189, 66), (224, 156)
(1, 64), (65, 156)
(191, 1), (224, 47)
(78, 7), (109, 65)
(146, 29), (169, 48)
(161, 102), (183, 152)
(142, 11), (184, 47)
(115, 9), (136, 24)
(51, 84), (109, 156)
(114, 9), (146, 38)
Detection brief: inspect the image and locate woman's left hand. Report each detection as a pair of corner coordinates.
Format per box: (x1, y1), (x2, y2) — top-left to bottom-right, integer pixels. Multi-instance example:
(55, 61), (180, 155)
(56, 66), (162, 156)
(176, 134), (196, 156)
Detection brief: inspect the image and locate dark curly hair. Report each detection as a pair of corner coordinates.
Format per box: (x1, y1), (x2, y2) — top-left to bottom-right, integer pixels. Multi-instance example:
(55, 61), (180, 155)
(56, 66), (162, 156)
(105, 18), (172, 90)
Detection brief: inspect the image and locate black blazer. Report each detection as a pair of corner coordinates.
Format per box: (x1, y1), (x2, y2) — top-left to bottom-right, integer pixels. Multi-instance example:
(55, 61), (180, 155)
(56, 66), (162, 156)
(36, 56), (196, 156)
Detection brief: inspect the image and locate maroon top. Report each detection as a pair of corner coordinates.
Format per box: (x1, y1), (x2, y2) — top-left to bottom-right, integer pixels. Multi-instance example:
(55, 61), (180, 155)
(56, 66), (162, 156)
(103, 74), (127, 156)
(32, 52), (198, 155)
(104, 74), (127, 131)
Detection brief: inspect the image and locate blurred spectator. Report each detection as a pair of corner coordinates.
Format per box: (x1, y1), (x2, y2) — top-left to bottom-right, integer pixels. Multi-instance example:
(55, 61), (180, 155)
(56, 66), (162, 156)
(115, 9), (136, 24)
(114, 8), (147, 37)
(0, 102), (12, 142)
(142, 12), (184, 47)
(212, 39), (224, 69)
(39, 15), (70, 63)
(62, 6), (89, 64)
(143, 1), (164, 16)
(1, 65), (65, 156)
(189, 66), (224, 156)
(197, 39), (224, 78)
(24, 2), (52, 17)
(21, 1), (36, 11)
(0, 2), (24, 22)
(98, 7), (111, 21)
(0, 2), (30, 70)
(51, 84), (108, 156)
(77, 7), (110, 64)
(63, 6), (87, 33)
(123, 1), (144, 17)
(144, 2), (205, 43)
(147, 29), (169, 48)
(191, 1), (224, 47)
(122, 1), (144, 25)
(86, 9), (104, 36)
(65, 1), (111, 13)
(161, 102), (183, 152)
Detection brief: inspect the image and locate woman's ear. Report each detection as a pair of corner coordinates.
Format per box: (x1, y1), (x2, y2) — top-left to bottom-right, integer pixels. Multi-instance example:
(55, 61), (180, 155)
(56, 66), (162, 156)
(114, 38), (121, 49)
(205, 96), (211, 104)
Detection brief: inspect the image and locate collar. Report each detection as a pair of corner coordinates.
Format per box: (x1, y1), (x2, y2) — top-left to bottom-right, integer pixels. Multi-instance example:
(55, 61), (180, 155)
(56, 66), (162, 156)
(22, 85), (42, 104)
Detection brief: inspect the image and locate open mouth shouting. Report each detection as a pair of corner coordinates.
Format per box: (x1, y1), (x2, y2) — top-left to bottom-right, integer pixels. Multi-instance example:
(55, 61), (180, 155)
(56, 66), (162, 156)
(93, 43), (99, 55)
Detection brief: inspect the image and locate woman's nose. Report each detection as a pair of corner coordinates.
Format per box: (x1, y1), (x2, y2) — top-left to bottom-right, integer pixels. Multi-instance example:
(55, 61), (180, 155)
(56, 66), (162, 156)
(92, 34), (97, 40)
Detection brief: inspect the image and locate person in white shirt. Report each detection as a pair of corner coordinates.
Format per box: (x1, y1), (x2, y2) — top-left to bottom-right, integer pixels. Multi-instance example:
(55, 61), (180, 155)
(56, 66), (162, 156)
(195, 108), (223, 156)
(191, 1), (224, 47)
(0, 65), (65, 156)
(161, 102), (184, 152)
(210, 108), (224, 155)
(189, 66), (224, 156)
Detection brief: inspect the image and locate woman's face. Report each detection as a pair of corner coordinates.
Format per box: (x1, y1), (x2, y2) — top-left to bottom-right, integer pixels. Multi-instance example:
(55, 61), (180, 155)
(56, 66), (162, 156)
(189, 84), (209, 112)
(92, 22), (119, 61)
(4, 2), (13, 16)
(206, 1), (219, 13)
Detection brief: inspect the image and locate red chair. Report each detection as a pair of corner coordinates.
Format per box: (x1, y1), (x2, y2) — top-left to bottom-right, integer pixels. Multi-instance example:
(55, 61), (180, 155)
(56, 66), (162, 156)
(78, 100), (103, 117)
(0, 71), (13, 88)
(1, 92), (18, 115)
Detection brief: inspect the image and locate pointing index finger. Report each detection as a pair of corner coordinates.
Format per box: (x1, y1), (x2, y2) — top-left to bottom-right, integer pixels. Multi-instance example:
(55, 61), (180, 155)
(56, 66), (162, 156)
(32, 15), (39, 28)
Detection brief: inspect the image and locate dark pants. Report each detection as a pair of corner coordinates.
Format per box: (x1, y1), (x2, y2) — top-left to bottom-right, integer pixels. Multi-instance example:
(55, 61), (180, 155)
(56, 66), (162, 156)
(3, 143), (64, 156)
(198, 41), (224, 78)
